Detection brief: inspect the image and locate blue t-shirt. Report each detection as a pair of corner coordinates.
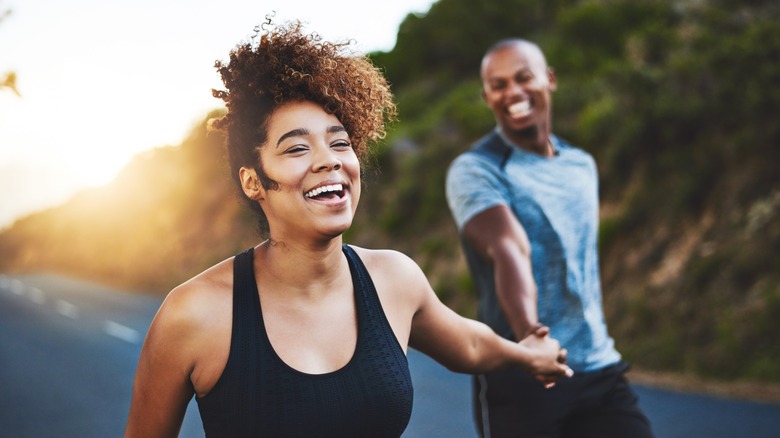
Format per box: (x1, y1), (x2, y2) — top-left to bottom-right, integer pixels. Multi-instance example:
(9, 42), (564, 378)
(445, 130), (620, 372)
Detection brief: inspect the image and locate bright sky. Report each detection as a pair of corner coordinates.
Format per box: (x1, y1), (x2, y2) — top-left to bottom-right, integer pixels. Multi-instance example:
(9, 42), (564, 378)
(0, 0), (437, 228)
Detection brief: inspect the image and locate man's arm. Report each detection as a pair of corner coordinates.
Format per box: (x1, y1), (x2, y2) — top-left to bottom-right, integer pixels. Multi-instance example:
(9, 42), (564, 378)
(462, 204), (540, 340)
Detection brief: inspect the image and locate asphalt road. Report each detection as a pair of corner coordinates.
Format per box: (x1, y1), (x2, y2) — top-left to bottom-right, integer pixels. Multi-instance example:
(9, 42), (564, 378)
(1, 273), (779, 437)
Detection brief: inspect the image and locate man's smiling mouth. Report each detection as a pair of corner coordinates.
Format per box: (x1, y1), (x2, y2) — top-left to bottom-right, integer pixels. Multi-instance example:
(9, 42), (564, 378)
(507, 100), (531, 118)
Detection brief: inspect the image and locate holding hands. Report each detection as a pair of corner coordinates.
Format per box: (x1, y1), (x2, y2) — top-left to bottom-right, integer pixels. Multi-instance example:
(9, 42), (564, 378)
(519, 326), (573, 388)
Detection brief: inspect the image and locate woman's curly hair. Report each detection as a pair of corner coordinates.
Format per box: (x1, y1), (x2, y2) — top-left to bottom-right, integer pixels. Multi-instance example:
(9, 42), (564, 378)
(210, 19), (396, 236)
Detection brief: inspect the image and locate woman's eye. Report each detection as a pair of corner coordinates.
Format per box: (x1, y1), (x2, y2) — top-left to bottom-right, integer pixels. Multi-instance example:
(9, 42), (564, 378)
(285, 145), (308, 154)
(332, 140), (352, 148)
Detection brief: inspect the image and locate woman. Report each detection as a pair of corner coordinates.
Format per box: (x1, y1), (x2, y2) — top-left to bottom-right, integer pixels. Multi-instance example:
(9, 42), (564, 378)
(125, 21), (572, 438)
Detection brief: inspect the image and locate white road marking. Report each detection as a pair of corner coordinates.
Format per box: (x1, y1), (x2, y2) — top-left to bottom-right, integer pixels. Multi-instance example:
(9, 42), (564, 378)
(27, 287), (45, 304)
(4, 278), (141, 344)
(10, 279), (25, 296)
(55, 299), (79, 319)
(103, 320), (141, 344)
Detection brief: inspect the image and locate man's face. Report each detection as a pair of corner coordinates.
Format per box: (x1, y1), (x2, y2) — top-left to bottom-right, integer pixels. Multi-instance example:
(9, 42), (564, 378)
(481, 43), (556, 143)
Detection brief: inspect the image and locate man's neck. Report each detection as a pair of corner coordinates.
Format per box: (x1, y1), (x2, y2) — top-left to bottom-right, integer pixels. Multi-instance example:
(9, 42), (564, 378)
(497, 127), (556, 157)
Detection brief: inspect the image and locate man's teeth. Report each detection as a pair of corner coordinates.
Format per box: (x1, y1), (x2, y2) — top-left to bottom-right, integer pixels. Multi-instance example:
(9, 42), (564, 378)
(508, 101), (531, 116)
(305, 183), (343, 198)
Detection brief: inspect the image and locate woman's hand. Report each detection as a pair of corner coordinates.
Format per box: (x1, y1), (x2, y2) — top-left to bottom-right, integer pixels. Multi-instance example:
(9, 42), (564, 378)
(518, 327), (573, 388)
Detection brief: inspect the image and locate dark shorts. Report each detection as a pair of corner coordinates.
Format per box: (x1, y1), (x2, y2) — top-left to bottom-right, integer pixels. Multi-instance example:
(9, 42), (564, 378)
(473, 362), (654, 438)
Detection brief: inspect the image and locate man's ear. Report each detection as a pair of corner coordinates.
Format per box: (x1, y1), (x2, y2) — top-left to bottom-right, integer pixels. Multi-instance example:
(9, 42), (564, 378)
(547, 67), (557, 92)
(239, 166), (264, 201)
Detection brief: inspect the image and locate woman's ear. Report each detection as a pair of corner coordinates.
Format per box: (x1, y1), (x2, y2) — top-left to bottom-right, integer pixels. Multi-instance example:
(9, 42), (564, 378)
(239, 166), (264, 201)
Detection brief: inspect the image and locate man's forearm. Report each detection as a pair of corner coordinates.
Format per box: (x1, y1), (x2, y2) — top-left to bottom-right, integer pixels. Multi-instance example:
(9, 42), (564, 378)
(493, 253), (539, 340)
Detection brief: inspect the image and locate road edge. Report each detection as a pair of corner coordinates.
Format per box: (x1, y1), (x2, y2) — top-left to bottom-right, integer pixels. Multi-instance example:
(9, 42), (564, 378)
(628, 368), (780, 405)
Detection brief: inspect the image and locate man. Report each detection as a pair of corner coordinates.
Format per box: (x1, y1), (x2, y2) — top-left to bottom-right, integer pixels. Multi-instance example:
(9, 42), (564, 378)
(445, 39), (654, 437)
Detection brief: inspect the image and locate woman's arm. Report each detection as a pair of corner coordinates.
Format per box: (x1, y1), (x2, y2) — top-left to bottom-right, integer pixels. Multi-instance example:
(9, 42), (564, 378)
(124, 285), (204, 438)
(382, 251), (571, 385)
(409, 280), (571, 384)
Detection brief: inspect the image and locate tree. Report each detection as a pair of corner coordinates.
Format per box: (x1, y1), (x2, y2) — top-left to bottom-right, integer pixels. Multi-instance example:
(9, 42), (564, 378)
(0, 2), (19, 96)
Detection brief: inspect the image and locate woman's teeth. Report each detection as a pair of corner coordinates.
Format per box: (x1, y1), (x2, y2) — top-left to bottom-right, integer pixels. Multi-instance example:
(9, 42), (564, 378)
(305, 183), (343, 198)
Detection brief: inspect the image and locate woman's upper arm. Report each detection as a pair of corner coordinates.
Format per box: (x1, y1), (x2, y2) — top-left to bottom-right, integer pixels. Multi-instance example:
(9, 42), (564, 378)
(408, 285), (479, 371)
(364, 249), (465, 359)
(399, 258), (491, 373)
(362, 248), (498, 372)
(125, 286), (203, 438)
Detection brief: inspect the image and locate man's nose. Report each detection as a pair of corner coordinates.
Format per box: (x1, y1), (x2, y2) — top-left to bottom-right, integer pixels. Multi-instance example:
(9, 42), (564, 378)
(505, 80), (526, 96)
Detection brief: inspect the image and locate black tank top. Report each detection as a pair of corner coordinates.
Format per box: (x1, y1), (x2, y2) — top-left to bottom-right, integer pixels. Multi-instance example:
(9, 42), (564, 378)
(195, 245), (413, 437)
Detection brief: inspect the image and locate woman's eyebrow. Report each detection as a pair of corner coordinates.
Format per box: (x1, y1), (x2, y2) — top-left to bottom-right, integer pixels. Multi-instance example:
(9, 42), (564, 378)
(276, 126), (345, 146)
(277, 128), (310, 146)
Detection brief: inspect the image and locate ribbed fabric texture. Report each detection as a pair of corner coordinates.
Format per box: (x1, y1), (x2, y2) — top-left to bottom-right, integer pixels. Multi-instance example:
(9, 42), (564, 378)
(196, 245), (413, 437)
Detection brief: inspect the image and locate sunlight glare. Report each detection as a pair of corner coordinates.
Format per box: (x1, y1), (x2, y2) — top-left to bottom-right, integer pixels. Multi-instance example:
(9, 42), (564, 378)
(0, 0), (439, 227)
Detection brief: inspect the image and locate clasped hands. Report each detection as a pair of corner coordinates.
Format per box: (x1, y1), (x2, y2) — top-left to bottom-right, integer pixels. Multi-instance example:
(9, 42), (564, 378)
(519, 324), (573, 389)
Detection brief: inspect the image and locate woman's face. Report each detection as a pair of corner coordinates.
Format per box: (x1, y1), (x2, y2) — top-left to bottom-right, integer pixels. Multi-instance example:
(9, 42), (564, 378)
(255, 100), (361, 241)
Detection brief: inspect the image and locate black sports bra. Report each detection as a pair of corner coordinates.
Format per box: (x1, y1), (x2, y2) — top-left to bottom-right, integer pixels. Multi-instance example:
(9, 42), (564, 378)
(195, 245), (413, 437)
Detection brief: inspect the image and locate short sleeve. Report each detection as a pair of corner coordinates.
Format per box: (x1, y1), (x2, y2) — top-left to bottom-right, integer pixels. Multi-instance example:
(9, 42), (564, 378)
(446, 154), (510, 231)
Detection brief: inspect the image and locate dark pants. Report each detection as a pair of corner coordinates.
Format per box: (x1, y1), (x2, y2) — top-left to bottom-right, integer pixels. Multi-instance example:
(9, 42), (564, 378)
(473, 362), (654, 438)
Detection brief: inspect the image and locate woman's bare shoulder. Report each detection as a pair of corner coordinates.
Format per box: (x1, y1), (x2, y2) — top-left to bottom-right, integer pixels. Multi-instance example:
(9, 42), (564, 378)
(349, 245), (419, 270)
(155, 255), (235, 330)
(348, 245), (429, 292)
(135, 254), (238, 397)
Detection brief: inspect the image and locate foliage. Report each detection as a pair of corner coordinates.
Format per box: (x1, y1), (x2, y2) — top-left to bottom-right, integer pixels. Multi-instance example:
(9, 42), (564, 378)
(365, 0), (780, 383)
(0, 71), (19, 95)
(0, 3), (19, 96)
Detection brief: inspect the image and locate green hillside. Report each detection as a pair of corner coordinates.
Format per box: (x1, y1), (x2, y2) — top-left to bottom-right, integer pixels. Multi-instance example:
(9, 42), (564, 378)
(1, 0), (778, 384)
(366, 0), (780, 383)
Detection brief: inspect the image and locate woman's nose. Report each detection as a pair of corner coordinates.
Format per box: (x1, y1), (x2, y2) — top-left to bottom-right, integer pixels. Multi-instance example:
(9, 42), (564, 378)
(313, 146), (342, 172)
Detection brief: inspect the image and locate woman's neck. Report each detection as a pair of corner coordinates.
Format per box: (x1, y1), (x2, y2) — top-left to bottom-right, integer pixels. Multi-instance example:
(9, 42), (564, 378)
(254, 236), (348, 298)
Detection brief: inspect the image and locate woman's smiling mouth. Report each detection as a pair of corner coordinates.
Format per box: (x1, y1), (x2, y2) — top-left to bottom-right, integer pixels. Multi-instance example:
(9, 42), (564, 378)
(304, 183), (346, 201)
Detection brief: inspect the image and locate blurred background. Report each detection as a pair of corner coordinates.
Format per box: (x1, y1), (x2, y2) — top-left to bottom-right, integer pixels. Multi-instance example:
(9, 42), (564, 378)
(1, 0), (779, 435)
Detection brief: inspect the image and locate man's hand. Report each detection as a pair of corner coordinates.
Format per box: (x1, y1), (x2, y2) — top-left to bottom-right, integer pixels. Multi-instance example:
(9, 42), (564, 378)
(518, 328), (573, 388)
